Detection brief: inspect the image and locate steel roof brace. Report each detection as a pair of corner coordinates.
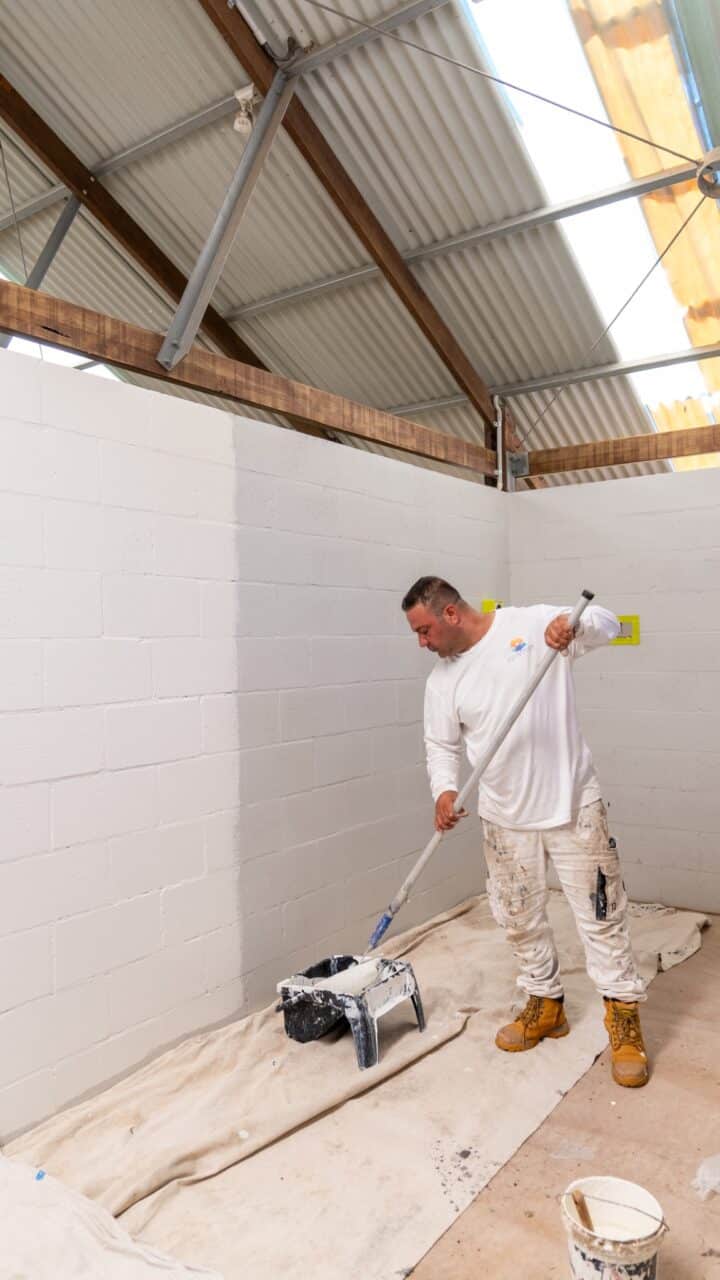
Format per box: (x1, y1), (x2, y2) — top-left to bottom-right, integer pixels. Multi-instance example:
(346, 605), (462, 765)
(0, 193), (80, 351)
(157, 68), (293, 372)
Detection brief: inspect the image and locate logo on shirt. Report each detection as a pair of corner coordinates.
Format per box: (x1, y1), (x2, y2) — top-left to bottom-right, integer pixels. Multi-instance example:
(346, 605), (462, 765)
(509, 637), (528, 654)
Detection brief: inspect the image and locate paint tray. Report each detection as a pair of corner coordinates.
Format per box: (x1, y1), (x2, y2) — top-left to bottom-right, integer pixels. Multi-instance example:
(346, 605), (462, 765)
(276, 954), (425, 1069)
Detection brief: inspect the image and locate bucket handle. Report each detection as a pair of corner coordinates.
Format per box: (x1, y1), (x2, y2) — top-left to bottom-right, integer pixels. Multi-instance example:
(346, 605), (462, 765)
(275, 994), (305, 1012)
(564, 1191), (668, 1233)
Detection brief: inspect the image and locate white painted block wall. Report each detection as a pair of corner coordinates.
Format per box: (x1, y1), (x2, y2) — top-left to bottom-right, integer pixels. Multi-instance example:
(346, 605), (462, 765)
(0, 350), (505, 1137)
(510, 469), (720, 914)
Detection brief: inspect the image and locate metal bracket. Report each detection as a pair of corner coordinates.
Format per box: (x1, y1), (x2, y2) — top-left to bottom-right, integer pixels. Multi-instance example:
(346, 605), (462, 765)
(229, 0), (294, 62)
(697, 147), (720, 199)
(508, 451), (529, 479)
(277, 37), (304, 70)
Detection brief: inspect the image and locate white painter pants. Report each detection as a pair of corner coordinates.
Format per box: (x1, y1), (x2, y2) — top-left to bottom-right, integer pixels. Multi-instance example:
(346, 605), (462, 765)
(482, 799), (646, 1003)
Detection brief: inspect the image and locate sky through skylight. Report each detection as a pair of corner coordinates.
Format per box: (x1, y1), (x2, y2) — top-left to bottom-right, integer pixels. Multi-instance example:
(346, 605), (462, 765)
(467, 0), (710, 415)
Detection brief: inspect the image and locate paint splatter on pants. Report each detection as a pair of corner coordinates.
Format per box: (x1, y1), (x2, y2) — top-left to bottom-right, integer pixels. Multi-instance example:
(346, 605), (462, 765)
(482, 800), (646, 1003)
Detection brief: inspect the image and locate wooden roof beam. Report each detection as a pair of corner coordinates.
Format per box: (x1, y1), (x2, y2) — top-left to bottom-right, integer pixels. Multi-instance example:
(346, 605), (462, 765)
(527, 424), (720, 475)
(0, 281), (496, 475)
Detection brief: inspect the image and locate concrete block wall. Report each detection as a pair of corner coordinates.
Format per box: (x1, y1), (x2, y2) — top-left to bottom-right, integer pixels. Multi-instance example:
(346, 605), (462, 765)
(0, 350), (505, 1138)
(509, 468), (720, 913)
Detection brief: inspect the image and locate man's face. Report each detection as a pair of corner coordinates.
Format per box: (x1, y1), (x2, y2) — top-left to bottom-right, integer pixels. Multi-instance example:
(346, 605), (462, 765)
(405, 602), (460, 658)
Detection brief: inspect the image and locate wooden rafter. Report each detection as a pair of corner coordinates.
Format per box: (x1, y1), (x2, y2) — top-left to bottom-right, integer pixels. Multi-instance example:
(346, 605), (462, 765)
(0, 281), (497, 474)
(527, 424), (720, 475)
(196, 0), (497, 434)
(3, 281), (710, 480)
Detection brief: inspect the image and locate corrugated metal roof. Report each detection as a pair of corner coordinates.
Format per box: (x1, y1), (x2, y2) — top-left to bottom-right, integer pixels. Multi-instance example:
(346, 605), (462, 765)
(414, 234), (620, 381)
(0, 0), (245, 164)
(256, 0), (402, 51)
(0, 0), (692, 488)
(292, 3), (543, 249)
(0, 133), (53, 218)
(0, 207), (180, 333)
(236, 274), (454, 401)
(104, 126), (367, 309)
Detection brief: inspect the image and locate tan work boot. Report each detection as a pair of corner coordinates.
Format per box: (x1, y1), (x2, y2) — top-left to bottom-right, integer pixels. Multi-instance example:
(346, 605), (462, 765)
(604, 998), (649, 1088)
(495, 994), (569, 1052)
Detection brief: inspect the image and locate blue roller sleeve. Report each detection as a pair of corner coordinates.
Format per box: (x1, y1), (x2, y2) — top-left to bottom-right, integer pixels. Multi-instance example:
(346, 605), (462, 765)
(368, 911), (393, 951)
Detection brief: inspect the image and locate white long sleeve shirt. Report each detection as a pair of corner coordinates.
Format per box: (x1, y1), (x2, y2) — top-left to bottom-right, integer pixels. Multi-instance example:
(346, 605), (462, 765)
(424, 604), (619, 830)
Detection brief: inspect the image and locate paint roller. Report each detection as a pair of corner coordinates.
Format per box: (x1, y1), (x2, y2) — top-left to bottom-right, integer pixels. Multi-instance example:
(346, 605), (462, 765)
(367, 589), (596, 951)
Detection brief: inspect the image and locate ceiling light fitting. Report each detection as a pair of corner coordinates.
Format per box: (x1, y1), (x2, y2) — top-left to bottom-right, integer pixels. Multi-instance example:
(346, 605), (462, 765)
(233, 84), (260, 136)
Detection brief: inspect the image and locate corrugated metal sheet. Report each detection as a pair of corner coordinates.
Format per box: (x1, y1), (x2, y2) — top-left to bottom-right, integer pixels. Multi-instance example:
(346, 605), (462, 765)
(0, 133), (54, 218)
(255, 0), (406, 52)
(104, 126), (367, 310)
(0, 0), (694, 488)
(414, 233), (619, 381)
(236, 275), (454, 402)
(0, 207), (180, 333)
(0, 0), (245, 165)
(510, 379), (652, 452)
(293, 3), (543, 250)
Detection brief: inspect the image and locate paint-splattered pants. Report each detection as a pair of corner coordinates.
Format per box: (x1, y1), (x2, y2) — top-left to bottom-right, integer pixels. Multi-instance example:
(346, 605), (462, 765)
(482, 799), (646, 1003)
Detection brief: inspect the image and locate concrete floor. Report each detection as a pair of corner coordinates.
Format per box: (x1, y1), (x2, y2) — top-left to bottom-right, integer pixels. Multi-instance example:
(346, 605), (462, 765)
(414, 916), (720, 1280)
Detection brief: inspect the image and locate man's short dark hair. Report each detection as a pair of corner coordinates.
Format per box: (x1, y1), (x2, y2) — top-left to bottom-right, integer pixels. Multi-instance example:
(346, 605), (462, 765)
(401, 576), (464, 615)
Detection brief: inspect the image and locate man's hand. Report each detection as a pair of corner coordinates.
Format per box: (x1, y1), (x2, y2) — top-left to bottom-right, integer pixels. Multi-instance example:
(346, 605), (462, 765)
(435, 790), (468, 833)
(544, 614), (576, 652)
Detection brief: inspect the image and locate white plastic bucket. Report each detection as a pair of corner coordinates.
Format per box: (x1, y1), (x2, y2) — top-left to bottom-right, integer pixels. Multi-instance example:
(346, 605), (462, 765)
(561, 1176), (667, 1279)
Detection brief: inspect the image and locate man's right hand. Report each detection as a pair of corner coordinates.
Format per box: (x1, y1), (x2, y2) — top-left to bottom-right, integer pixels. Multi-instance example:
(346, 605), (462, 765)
(434, 790), (468, 833)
